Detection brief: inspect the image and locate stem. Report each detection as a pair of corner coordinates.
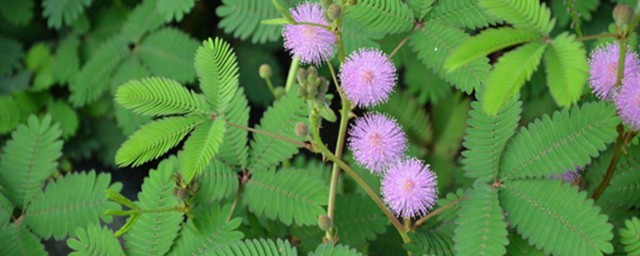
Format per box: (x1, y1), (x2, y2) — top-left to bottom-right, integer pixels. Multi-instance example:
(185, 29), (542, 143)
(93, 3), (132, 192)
(227, 121), (311, 149)
(316, 142), (409, 243)
(295, 21), (331, 30)
(285, 57), (300, 92)
(138, 207), (184, 214)
(325, 98), (351, 241)
(227, 171), (248, 221)
(263, 77), (276, 97)
(566, 0), (583, 37)
(413, 196), (464, 229)
(616, 38), (628, 88)
(576, 33), (617, 42)
(388, 35), (410, 60)
(592, 126), (636, 200)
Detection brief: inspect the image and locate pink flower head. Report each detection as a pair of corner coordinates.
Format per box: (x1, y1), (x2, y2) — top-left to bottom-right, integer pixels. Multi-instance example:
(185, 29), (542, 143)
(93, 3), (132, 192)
(283, 3), (336, 64)
(382, 158), (438, 218)
(588, 43), (640, 101)
(616, 76), (640, 130)
(550, 167), (583, 183)
(348, 113), (407, 174)
(340, 49), (396, 108)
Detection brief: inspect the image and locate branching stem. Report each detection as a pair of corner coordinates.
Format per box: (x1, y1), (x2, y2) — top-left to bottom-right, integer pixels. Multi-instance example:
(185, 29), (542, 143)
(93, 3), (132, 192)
(413, 196), (464, 229)
(227, 121), (311, 150)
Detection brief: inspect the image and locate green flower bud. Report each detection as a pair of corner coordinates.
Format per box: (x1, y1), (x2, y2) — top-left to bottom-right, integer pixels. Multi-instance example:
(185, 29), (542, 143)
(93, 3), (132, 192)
(318, 214), (333, 231)
(297, 84), (308, 98)
(259, 64), (272, 79)
(274, 87), (286, 99)
(296, 68), (307, 85)
(307, 66), (318, 80)
(614, 4), (632, 27)
(321, 0), (333, 8)
(295, 122), (309, 137)
(319, 77), (329, 93)
(327, 4), (341, 20)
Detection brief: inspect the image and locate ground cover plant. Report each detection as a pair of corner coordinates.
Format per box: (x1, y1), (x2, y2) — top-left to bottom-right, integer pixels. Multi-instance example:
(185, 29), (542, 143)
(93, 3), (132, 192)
(1, 0), (640, 255)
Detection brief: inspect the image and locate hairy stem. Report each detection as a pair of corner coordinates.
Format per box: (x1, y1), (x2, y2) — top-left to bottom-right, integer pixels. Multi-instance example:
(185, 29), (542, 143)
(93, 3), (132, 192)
(263, 77), (276, 97)
(227, 121), (311, 149)
(592, 125), (637, 200)
(413, 196), (465, 229)
(227, 171), (249, 221)
(566, 0), (583, 37)
(388, 35), (410, 60)
(576, 33), (617, 41)
(285, 57), (300, 92)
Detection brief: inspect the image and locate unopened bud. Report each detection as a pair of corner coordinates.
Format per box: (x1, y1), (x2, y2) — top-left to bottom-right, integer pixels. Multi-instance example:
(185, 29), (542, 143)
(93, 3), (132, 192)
(320, 0), (332, 8)
(614, 4), (632, 27)
(259, 64), (272, 79)
(274, 87), (285, 99)
(319, 77), (329, 93)
(307, 66), (318, 80)
(327, 4), (341, 20)
(295, 122), (309, 137)
(307, 82), (318, 96)
(296, 68), (307, 85)
(297, 85), (308, 98)
(318, 214), (333, 231)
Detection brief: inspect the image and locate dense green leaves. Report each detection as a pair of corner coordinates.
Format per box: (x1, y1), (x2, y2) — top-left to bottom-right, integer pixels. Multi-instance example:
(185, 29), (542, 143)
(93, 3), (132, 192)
(333, 194), (387, 246)
(52, 36), (80, 84)
(244, 168), (328, 226)
(374, 90), (432, 145)
(48, 100), (79, 139)
(179, 118), (226, 183)
(138, 28), (199, 83)
(479, 0), (555, 34)
(169, 204), (243, 255)
(0, 96), (21, 134)
(216, 0), (284, 44)
(620, 217), (640, 256)
(217, 88), (250, 167)
(310, 244), (363, 256)
(500, 102), (619, 180)
(500, 179), (614, 255)
(67, 224), (125, 256)
(156, 0), (195, 21)
(426, 0), (501, 29)
(195, 38), (240, 113)
(406, 222), (456, 256)
(211, 239), (297, 256)
(42, 0), (93, 29)
(0, 224), (46, 256)
(597, 145), (640, 207)
(120, 0), (166, 43)
(0, 37), (24, 76)
(543, 33), (588, 107)
(116, 77), (208, 116)
(482, 42), (546, 115)
(0, 115), (62, 207)
(194, 159), (239, 204)
(348, 0), (415, 34)
(25, 171), (122, 240)
(115, 116), (205, 167)
(0, 0), (33, 26)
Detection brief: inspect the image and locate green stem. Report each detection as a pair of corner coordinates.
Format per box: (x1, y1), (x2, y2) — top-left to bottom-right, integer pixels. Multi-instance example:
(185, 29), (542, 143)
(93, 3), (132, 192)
(325, 98), (351, 240)
(413, 196), (464, 229)
(576, 33), (617, 42)
(592, 126), (637, 200)
(566, 0), (583, 37)
(285, 57), (300, 92)
(138, 207), (184, 214)
(616, 38), (628, 88)
(263, 77), (276, 97)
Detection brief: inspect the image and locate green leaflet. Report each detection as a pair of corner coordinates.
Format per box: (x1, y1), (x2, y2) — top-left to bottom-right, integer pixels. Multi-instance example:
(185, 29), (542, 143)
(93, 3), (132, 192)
(409, 22), (491, 93)
(620, 217), (640, 256)
(404, 56), (451, 104)
(0, 0), (33, 26)
(138, 28), (199, 83)
(243, 168), (328, 226)
(42, 0), (93, 29)
(125, 157), (182, 256)
(310, 244), (363, 256)
(248, 87), (308, 173)
(195, 38), (240, 114)
(543, 33), (588, 107)
(168, 204), (243, 255)
(210, 238), (297, 256)
(461, 96), (521, 181)
(0, 96), (21, 135)
(482, 42), (546, 115)
(25, 171), (122, 240)
(52, 36), (80, 84)
(111, 57), (152, 136)
(453, 182), (508, 256)
(479, 0), (555, 34)
(445, 28), (541, 72)
(48, 100), (79, 139)
(217, 87), (250, 168)
(333, 194), (387, 246)
(0, 36), (24, 76)
(194, 159), (240, 204)
(67, 224), (125, 256)
(500, 102), (619, 180)
(216, 0), (284, 44)
(347, 0), (415, 34)
(425, 0), (501, 30)
(500, 179), (614, 255)
(116, 77), (208, 116)
(407, 0), (434, 21)
(374, 90), (432, 145)
(0, 115), (62, 207)
(156, 0), (195, 21)
(179, 117), (226, 183)
(405, 222), (456, 256)
(115, 115), (205, 167)
(342, 17), (384, 55)
(0, 223), (46, 256)
(0, 191), (12, 229)
(119, 0), (166, 43)
(597, 144), (640, 207)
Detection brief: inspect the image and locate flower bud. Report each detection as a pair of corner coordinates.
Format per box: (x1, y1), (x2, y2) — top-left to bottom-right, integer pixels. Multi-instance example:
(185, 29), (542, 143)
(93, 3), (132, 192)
(307, 66), (318, 80)
(319, 77), (330, 93)
(320, 0), (332, 8)
(296, 68), (307, 85)
(317, 214), (333, 231)
(614, 4), (632, 27)
(327, 4), (341, 20)
(274, 87), (286, 99)
(297, 84), (308, 98)
(295, 122), (309, 137)
(259, 64), (272, 79)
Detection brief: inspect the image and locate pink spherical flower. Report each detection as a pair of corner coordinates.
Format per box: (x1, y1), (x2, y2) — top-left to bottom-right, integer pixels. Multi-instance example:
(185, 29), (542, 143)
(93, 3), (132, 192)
(340, 49), (396, 108)
(382, 158), (438, 218)
(616, 76), (640, 130)
(348, 113), (407, 174)
(588, 43), (640, 101)
(283, 3), (336, 64)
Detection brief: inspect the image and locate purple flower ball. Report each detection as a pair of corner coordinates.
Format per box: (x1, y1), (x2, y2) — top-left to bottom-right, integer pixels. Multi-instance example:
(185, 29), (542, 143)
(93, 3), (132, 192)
(550, 167), (583, 183)
(616, 77), (640, 130)
(348, 113), (407, 174)
(588, 43), (640, 101)
(340, 49), (396, 108)
(283, 3), (336, 65)
(382, 158), (438, 218)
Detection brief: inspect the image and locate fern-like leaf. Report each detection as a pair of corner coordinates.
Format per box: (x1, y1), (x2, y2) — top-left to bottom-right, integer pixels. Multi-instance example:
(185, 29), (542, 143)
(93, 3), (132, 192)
(620, 217), (640, 256)
(347, 0), (415, 34)
(195, 38), (239, 114)
(210, 238), (297, 256)
(407, 0), (434, 21)
(116, 77), (208, 116)
(119, 0), (165, 43)
(216, 0), (283, 44)
(111, 57), (152, 135)
(125, 157), (182, 256)
(0, 115), (62, 207)
(0, 224), (46, 256)
(69, 37), (128, 106)
(500, 179), (614, 255)
(248, 88), (308, 172)
(179, 118), (226, 183)
(409, 22), (491, 93)
(454, 182), (508, 255)
(48, 100), (79, 139)
(0, 96), (21, 135)
(42, 0), (93, 29)
(374, 90), (432, 145)
(52, 36), (80, 84)
(194, 159), (239, 204)
(156, 0), (195, 21)
(115, 116), (206, 167)
(406, 222), (456, 256)
(24, 171), (122, 240)
(461, 96), (521, 181)
(138, 28), (199, 83)
(482, 42), (546, 115)
(67, 224), (124, 256)
(168, 204), (243, 255)
(0, 36), (24, 76)
(244, 168), (328, 226)
(217, 87), (250, 168)
(543, 33), (588, 107)
(342, 17), (384, 55)
(479, 0), (555, 34)
(426, 0), (501, 29)
(445, 28), (541, 72)
(334, 194), (387, 246)
(0, 0), (33, 26)
(597, 145), (640, 207)
(310, 244), (362, 256)
(500, 102), (619, 180)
